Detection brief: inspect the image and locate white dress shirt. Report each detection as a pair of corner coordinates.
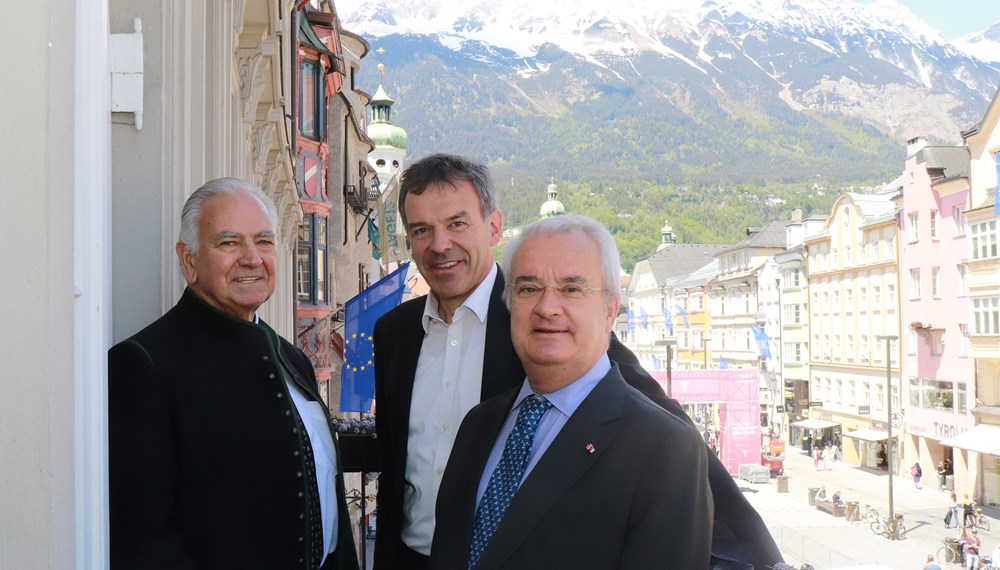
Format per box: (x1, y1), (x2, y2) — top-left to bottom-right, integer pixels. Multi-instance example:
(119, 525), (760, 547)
(401, 264), (498, 555)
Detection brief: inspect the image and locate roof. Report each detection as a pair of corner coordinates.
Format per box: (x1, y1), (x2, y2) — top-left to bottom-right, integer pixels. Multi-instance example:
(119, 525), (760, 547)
(643, 243), (727, 283)
(716, 219), (790, 256)
(663, 259), (720, 291)
(916, 146), (970, 182)
(849, 190), (899, 224)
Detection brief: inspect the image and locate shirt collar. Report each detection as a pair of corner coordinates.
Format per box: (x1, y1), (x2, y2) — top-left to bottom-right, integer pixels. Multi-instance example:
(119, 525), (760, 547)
(512, 354), (612, 418)
(421, 263), (498, 333)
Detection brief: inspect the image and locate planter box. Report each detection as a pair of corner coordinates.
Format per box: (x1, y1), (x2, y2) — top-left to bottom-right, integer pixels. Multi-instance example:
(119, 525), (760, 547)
(338, 434), (379, 473)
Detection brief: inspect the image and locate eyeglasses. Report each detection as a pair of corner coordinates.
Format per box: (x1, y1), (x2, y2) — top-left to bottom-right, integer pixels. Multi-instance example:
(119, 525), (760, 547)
(509, 282), (606, 302)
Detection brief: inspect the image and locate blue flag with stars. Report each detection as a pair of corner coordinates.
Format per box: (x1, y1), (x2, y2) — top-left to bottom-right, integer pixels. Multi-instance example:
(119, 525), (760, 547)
(339, 262), (410, 412)
(676, 304), (689, 328)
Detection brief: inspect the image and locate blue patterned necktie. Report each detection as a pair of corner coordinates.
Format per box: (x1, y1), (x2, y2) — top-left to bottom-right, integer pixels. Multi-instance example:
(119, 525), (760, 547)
(467, 394), (553, 569)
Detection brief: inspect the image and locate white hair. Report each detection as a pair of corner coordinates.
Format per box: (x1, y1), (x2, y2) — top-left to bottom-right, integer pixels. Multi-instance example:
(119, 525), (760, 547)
(502, 214), (623, 308)
(178, 178), (278, 255)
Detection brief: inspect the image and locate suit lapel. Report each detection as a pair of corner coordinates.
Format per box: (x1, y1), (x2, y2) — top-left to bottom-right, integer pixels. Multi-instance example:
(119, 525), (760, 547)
(481, 267), (526, 400)
(392, 299), (427, 462)
(477, 368), (629, 570)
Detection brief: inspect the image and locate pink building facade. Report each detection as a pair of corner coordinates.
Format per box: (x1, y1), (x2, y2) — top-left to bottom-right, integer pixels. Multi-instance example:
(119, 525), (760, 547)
(897, 138), (976, 490)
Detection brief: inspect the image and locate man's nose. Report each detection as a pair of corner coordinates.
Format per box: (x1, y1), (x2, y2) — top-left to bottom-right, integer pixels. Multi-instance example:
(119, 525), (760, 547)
(239, 242), (263, 265)
(428, 229), (452, 253)
(531, 286), (562, 316)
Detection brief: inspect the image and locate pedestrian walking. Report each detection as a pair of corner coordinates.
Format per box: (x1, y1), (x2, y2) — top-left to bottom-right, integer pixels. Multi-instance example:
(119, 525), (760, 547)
(912, 462), (923, 489)
(814, 446), (821, 470)
(962, 494), (976, 528)
(949, 492), (960, 529)
(963, 528), (981, 570)
(822, 444), (830, 470)
(938, 461), (948, 491)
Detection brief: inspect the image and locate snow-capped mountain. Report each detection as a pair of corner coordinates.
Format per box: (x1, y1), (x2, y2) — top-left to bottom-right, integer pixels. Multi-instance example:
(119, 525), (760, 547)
(955, 23), (1000, 64)
(334, 0), (1000, 187)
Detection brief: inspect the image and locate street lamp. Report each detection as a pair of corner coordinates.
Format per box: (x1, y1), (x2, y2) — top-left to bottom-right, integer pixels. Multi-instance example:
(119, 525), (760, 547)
(876, 334), (898, 540)
(655, 339), (677, 398)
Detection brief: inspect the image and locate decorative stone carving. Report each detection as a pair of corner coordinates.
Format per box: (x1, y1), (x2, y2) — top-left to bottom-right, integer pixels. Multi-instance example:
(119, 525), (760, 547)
(251, 121), (275, 178)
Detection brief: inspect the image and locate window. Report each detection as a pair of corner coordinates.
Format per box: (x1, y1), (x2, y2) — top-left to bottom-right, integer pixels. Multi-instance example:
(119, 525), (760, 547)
(861, 336), (870, 362)
(953, 206), (966, 236)
(932, 267), (940, 298)
(859, 242), (867, 264)
(295, 213), (329, 305)
(959, 265), (968, 295)
(959, 324), (969, 356)
(913, 378), (957, 411)
(848, 380), (856, 405)
(860, 287), (868, 312)
(886, 236), (895, 257)
(835, 379), (843, 403)
(930, 210), (939, 239)
(846, 288), (853, 311)
(971, 220), (998, 260)
(888, 284), (896, 309)
(783, 304), (801, 324)
(910, 269), (921, 298)
(299, 59), (324, 141)
(872, 239), (881, 262)
(972, 297), (1000, 334)
(860, 382), (870, 409)
(908, 212), (919, 242)
(932, 331), (944, 355)
(296, 217), (313, 302)
(873, 286), (881, 309)
(792, 268), (801, 287)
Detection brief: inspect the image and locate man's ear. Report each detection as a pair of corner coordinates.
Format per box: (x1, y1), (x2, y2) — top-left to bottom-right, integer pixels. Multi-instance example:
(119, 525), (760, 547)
(176, 241), (198, 285)
(487, 209), (503, 247)
(604, 297), (621, 333)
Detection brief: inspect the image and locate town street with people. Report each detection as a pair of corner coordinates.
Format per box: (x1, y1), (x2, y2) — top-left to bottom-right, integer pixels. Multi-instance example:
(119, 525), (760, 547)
(744, 445), (999, 568)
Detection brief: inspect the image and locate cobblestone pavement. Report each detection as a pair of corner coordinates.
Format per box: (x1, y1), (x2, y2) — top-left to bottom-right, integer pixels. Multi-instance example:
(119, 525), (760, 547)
(743, 446), (998, 569)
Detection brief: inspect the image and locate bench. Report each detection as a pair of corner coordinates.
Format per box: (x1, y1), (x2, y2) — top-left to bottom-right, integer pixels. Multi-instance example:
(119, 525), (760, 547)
(816, 499), (846, 517)
(738, 464), (770, 484)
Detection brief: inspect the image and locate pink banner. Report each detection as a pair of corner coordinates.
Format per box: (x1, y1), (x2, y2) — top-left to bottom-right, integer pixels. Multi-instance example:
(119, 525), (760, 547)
(649, 370), (761, 475)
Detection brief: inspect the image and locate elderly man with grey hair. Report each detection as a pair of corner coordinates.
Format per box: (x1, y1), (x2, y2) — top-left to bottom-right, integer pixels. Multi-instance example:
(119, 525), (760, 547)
(108, 178), (358, 570)
(431, 215), (713, 570)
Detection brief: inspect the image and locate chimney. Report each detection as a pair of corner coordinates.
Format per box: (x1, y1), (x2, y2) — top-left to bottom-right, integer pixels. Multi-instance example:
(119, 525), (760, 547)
(907, 136), (927, 156)
(791, 208), (803, 222)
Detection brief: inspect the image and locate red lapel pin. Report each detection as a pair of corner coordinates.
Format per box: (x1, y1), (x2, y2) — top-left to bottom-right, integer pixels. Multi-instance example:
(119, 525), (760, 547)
(586, 443), (595, 454)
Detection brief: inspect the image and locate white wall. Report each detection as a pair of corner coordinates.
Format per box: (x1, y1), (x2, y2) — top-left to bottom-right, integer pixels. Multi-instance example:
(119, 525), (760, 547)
(1, 0), (112, 567)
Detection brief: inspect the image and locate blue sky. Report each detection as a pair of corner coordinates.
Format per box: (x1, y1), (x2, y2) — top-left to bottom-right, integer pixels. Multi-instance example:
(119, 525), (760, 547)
(862, 0), (1000, 39)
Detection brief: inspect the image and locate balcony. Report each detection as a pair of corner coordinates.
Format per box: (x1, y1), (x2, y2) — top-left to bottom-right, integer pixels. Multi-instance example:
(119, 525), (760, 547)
(345, 184), (367, 213)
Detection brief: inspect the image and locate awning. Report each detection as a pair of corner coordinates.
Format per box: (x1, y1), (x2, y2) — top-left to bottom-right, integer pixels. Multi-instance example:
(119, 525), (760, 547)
(791, 419), (839, 430)
(940, 424), (1000, 456)
(843, 428), (891, 442)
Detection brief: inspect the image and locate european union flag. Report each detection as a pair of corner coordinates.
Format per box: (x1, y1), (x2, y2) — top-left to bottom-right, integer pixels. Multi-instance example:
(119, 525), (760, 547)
(751, 325), (772, 359)
(627, 307), (635, 331)
(661, 307), (674, 334)
(676, 304), (689, 328)
(651, 353), (662, 370)
(640, 307), (649, 329)
(719, 356), (729, 369)
(339, 262), (410, 412)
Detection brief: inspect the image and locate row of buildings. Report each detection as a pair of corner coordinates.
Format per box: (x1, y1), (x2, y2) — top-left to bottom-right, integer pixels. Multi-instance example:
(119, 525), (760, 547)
(4, 0), (407, 566)
(621, 87), (1000, 507)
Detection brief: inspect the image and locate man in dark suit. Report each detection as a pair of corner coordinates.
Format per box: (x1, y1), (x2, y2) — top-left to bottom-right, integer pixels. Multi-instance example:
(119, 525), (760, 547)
(373, 154), (781, 569)
(108, 178), (358, 570)
(431, 214), (713, 569)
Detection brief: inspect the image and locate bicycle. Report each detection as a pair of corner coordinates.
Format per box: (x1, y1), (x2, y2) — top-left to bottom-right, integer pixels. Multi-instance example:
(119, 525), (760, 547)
(861, 504), (880, 524)
(972, 507), (991, 531)
(871, 514), (906, 539)
(936, 538), (964, 567)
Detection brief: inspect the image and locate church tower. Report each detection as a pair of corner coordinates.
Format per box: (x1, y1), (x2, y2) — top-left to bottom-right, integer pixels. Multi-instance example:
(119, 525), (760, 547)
(539, 178), (566, 218)
(367, 63), (407, 180)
